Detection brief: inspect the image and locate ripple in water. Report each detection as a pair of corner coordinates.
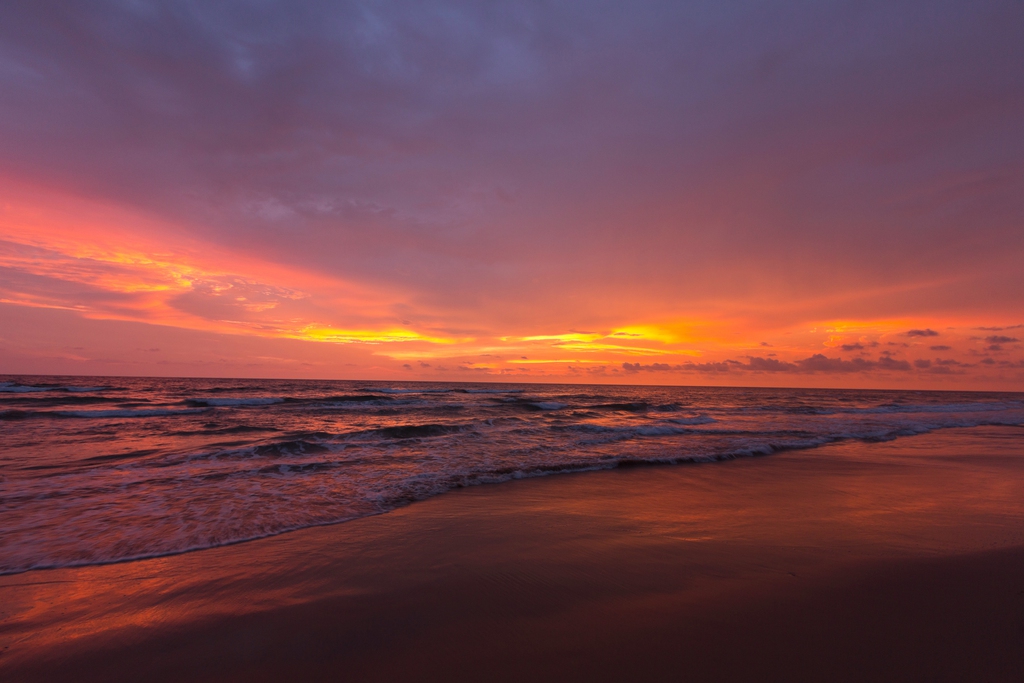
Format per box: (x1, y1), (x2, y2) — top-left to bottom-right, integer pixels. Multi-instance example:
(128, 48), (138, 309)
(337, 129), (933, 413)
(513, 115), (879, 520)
(1, 375), (1022, 574)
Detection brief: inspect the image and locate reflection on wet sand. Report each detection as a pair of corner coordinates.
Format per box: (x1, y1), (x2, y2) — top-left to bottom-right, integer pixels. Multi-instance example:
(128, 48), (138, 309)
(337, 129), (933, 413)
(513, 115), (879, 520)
(2, 426), (1023, 681)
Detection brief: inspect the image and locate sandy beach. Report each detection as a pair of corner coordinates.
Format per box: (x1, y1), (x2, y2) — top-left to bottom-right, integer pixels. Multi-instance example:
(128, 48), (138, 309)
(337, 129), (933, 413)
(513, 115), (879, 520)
(3, 426), (1024, 682)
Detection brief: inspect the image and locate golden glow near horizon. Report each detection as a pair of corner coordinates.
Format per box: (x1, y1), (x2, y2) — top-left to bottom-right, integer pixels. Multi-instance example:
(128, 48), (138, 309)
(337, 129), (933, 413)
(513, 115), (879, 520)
(0, 188), (1021, 388)
(293, 326), (464, 345)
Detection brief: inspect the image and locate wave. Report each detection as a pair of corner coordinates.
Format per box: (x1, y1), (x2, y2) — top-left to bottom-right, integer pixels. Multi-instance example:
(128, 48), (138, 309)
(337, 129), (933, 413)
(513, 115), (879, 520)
(251, 439), (331, 457)
(184, 395), (399, 408)
(521, 401), (568, 411)
(670, 415), (717, 425)
(175, 424), (471, 461)
(185, 397), (285, 407)
(297, 394), (394, 404)
(459, 388), (524, 394)
(0, 395), (125, 408)
(359, 387), (453, 394)
(0, 382), (112, 393)
(55, 408), (209, 418)
(199, 386), (260, 393)
(81, 448), (163, 464)
(591, 402), (650, 412)
(169, 425), (280, 436)
(370, 423), (468, 439)
(842, 401), (1022, 415)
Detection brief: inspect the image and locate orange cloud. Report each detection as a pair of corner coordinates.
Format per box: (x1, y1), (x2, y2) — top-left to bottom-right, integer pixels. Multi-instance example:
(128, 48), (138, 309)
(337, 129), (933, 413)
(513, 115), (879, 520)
(0, 183), (1022, 389)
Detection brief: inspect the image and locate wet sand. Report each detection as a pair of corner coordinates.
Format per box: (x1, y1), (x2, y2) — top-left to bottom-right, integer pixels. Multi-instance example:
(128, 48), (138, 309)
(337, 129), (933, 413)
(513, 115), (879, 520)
(2, 426), (1024, 682)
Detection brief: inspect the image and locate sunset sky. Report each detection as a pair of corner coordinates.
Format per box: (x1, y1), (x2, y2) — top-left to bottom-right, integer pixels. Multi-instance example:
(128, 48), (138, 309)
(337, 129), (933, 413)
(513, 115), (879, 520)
(1, 1), (1022, 389)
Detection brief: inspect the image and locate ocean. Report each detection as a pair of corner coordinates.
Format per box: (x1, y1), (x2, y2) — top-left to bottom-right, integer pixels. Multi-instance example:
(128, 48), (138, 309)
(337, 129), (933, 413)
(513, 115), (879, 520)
(1, 375), (1022, 575)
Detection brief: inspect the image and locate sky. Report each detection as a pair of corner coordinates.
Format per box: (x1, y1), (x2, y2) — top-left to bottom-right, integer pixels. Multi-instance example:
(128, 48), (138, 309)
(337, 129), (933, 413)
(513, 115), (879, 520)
(0, 0), (1022, 389)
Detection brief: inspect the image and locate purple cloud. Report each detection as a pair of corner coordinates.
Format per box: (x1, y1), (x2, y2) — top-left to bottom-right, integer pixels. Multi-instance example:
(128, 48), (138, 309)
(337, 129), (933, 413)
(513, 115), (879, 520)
(0, 0), (1021, 332)
(623, 353), (914, 375)
(747, 357), (798, 372)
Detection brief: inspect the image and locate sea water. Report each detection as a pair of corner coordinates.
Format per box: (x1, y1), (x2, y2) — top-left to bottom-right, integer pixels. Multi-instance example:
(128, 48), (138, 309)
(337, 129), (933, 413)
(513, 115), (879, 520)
(1, 375), (1021, 574)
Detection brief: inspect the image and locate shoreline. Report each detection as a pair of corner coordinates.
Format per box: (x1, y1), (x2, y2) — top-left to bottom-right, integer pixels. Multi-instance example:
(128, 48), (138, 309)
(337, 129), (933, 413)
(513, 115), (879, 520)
(3, 425), (1024, 681)
(4, 421), (1022, 579)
